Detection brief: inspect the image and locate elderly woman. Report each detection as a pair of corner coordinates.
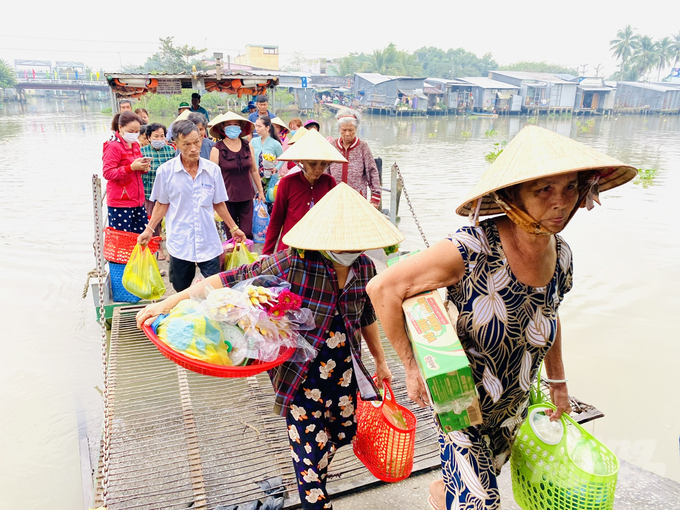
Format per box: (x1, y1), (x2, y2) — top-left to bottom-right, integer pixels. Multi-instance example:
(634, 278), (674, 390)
(137, 182), (403, 509)
(102, 111), (150, 233)
(366, 126), (636, 510)
(326, 108), (381, 209)
(263, 130), (341, 255)
(209, 112), (264, 240)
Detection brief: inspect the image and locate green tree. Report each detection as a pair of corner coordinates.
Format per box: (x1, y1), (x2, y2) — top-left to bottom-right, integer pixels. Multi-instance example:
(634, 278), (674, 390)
(655, 36), (674, 81)
(362, 48), (391, 74)
(610, 25), (639, 66)
(497, 61), (578, 75)
(630, 35), (659, 81)
(327, 54), (363, 77)
(0, 59), (17, 89)
(412, 46), (497, 78)
(672, 31), (680, 67)
(389, 51), (423, 77)
(127, 37), (207, 74)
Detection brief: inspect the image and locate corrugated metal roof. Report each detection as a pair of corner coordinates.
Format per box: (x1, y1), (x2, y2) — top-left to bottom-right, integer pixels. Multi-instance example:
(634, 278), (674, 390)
(578, 86), (614, 92)
(459, 77), (519, 89)
(491, 71), (574, 84)
(423, 86), (443, 94)
(354, 73), (394, 85)
(619, 81), (680, 92)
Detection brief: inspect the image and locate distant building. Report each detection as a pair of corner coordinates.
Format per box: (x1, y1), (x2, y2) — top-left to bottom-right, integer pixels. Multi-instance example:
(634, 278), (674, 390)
(234, 45), (279, 71)
(459, 77), (519, 112)
(614, 82), (680, 112)
(573, 77), (616, 114)
(353, 73), (427, 113)
(425, 78), (474, 111)
(488, 71), (577, 112)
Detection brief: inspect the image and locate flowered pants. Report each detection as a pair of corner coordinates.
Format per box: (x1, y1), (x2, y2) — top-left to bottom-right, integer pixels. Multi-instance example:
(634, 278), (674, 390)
(285, 314), (357, 509)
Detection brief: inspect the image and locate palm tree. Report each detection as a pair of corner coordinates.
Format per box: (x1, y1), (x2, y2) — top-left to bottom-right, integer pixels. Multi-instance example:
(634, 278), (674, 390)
(610, 25), (639, 67)
(655, 37), (674, 81)
(327, 56), (360, 77)
(630, 36), (659, 81)
(388, 52), (423, 77)
(672, 31), (680, 68)
(361, 49), (391, 75)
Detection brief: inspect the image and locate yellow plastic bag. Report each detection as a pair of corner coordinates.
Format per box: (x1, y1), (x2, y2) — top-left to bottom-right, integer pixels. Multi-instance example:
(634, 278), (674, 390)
(156, 301), (233, 366)
(122, 244), (166, 300)
(225, 242), (258, 271)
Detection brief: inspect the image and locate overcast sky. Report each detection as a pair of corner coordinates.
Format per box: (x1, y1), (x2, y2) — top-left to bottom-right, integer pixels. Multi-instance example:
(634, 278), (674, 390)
(2, 0), (678, 78)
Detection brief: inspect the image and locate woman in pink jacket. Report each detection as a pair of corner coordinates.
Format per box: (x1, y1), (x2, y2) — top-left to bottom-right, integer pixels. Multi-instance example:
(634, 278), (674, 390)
(102, 111), (151, 233)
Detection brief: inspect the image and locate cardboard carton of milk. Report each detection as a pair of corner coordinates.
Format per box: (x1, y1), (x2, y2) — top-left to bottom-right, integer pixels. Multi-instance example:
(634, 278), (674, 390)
(402, 290), (482, 432)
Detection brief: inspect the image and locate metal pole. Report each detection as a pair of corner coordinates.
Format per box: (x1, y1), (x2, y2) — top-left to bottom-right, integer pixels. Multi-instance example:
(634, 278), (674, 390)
(390, 163), (398, 225)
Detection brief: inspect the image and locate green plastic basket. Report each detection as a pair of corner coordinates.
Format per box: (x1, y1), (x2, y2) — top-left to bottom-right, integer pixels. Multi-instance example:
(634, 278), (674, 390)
(511, 402), (619, 510)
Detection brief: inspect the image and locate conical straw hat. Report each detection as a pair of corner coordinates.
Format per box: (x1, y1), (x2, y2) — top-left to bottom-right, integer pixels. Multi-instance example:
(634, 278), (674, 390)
(283, 183), (404, 251)
(278, 128), (347, 163)
(270, 116), (288, 131)
(208, 111), (254, 139)
(172, 109), (191, 124)
(456, 125), (637, 217)
(288, 126), (308, 145)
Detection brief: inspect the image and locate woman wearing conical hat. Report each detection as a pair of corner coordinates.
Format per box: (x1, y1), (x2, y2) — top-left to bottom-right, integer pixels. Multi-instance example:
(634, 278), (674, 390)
(137, 183), (404, 509)
(367, 126), (637, 510)
(262, 129), (343, 255)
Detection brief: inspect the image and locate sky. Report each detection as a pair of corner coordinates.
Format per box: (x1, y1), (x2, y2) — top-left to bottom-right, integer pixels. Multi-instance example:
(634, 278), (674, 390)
(2, 0), (679, 78)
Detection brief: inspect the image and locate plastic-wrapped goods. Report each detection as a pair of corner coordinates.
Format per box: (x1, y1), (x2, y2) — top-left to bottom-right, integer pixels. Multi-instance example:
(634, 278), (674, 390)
(252, 201), (270, 243)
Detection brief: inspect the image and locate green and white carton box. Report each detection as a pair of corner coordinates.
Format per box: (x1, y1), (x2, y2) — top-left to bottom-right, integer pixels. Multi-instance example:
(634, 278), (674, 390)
(402, 290), (482, 432)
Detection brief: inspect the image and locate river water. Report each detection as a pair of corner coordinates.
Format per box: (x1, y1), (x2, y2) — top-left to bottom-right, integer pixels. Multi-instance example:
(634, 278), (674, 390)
(1, 98), (678, 509)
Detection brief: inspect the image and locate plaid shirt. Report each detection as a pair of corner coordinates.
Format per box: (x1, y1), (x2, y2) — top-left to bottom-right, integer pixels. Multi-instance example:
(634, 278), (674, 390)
(141, 144), (177, 200)
(220, 249), (377, 416)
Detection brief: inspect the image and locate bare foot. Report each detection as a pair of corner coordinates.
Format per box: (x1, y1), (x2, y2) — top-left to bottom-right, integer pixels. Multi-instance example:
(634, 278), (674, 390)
(429, 479), (446, 510)
(157, 250), (167, 261)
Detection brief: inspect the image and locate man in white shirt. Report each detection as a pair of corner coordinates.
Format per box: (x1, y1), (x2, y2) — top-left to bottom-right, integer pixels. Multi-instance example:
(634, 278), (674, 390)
(138, 120), (246, 291)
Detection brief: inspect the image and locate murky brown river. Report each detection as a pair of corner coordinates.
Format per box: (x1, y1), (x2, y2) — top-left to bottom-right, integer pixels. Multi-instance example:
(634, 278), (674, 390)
(1, 98), (678, 509)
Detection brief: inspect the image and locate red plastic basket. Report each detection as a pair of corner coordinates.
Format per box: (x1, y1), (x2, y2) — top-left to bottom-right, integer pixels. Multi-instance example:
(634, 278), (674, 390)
(353, 380), (417, 482)
(142, 323), (295, 378)
(104, 227), (161, 264)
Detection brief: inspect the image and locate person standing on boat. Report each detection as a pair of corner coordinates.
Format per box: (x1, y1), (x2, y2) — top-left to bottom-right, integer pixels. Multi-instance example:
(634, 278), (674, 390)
(208, 112), (264, 240)
(138, 120), (245, 292)
(103, 111), (149, 234)
(366, 126), (637, 510)
(136, 182), (404, 510)
(141, 123), (175, 260)
(326, 108), (381, 209)
(262, 129), (339, 255)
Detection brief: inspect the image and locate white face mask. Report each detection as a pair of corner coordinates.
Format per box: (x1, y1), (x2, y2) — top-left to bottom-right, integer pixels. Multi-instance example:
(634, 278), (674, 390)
(150, 139), (166, 149)
(122, 131), (140, 143)
(323, 251), (363, 266)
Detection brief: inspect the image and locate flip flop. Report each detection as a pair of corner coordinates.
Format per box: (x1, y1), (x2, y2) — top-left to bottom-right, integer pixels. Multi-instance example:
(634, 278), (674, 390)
(427, 494), (440, 510)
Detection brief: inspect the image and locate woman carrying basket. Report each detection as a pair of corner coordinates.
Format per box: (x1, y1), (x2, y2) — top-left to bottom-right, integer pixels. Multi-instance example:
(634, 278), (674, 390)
(136, 178), (403, 507)
(366, 126), (637, 510)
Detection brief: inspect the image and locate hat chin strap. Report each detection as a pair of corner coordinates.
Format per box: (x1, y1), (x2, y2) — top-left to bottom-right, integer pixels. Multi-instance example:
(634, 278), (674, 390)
(490, 175), (601, 237)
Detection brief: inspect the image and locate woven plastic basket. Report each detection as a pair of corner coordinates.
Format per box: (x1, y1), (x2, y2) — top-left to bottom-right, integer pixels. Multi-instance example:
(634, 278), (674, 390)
(109, 262), (141, 303)
(511, 403), (619, 510)
(353, 381), (417, 482)
(104, 227), (161, 264)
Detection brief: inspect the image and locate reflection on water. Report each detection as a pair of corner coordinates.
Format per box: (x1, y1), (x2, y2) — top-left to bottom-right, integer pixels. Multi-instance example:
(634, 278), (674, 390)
(1, 97), (679, 509)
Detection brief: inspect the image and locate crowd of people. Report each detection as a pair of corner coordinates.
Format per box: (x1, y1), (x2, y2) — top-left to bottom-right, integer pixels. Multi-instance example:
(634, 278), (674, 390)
(105, 93), (636, 510)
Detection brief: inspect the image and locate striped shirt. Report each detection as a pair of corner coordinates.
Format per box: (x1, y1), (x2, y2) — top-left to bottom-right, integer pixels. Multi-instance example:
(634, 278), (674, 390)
(220, 249), (377, 416)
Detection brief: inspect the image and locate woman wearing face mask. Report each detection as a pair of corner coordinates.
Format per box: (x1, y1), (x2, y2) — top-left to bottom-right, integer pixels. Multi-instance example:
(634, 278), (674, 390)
(141, 123), (175, 259)
(263, 130), (340, 255)
(208, 112), (264, 240)
(103, 111), (150, 233)
(136, 182), (403, 510)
